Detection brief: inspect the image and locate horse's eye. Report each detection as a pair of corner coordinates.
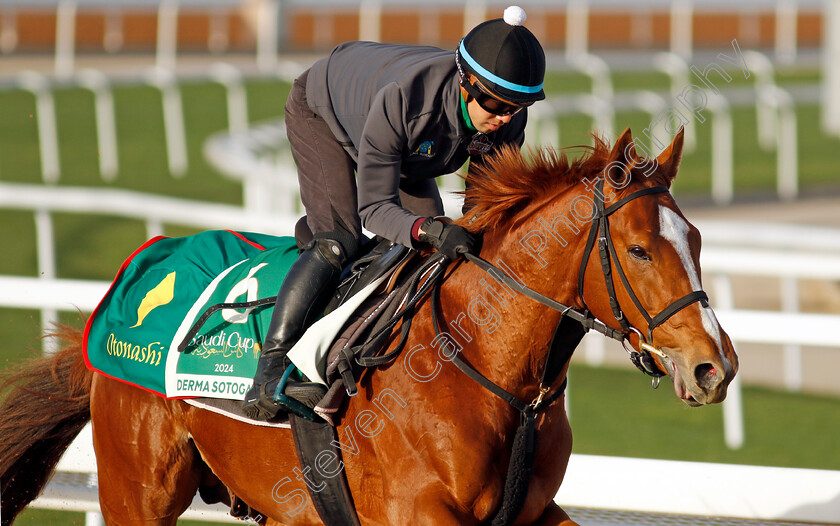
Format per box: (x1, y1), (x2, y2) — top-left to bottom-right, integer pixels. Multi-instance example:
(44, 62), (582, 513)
(628, 245), (650, 261)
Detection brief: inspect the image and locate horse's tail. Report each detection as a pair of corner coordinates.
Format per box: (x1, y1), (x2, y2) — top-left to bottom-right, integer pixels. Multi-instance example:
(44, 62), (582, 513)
(0, 324), (93, 526)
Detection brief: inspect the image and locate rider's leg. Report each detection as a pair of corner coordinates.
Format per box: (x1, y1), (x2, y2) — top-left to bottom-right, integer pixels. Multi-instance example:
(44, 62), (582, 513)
(243, 68), (360, 421)
(242, 237), (346, 421)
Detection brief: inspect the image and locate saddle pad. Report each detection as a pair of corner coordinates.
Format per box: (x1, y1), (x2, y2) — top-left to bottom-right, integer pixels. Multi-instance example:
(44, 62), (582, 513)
(83, 230), (299, 399)
(183, 397), (291, 428)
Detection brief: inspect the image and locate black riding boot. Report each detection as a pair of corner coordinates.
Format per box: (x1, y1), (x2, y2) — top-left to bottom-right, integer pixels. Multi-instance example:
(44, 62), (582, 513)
(242, 238), (345, 421)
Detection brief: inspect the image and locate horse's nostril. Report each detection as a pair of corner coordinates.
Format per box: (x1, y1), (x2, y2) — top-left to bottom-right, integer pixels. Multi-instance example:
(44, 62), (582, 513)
(694, 363), (719, 389)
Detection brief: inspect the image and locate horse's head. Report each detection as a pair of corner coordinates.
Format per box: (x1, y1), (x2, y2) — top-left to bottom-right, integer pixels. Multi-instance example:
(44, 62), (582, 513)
(577, 128), (738, 405)
(459, 128), (737, 406)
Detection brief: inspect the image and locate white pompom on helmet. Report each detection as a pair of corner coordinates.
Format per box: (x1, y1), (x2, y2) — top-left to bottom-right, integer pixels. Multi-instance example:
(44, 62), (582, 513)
(455, 5), (546, 104)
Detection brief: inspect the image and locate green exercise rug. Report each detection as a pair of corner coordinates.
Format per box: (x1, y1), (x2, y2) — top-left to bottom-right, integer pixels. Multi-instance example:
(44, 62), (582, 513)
(83, 230), (299, 399)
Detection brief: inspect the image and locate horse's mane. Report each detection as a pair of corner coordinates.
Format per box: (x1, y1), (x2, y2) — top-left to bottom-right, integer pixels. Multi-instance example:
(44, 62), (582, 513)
(458, 135), (619, 233)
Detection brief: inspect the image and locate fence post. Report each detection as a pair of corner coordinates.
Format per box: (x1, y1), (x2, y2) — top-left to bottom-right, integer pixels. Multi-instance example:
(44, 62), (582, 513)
(653, 52), (696, 153)
(208, 5), (230, 54)
(781, 276), (802, 391)
(708, 94), (733, 205)
(103, 7), (124, 53)
(524, 102), (560, 150)
(767, 86), (798, 201)
(823, 0), (840, 136)
(631, 90), (668, 156)
(359, 0), (382, 43)
(713, 274), (744, 450)
(35, 209), (59, 355)
(146, 68), (188, 177)
(566, 0), (589, 60)
(156, 0), (179, 72)
(210, 63), (249, 135)
(463, 0), (488, 36)
(85, 511), (105, 526)
(670, 0), (693, 61)
(55, 0), (77, 79)
(18, 71), (61, 184)
(256, 0), (279, 73)
(1, 7), (18, 54)
(77, 69), (119, 181)
(743, 51), (777, 152)
(630, 5), (653, 49)
(569, 53), (613, 105)
(568, 54), (614, 139)
(146, 218), (164, 239)
(418, 8), (441, 47)
(774, 0), (798, 65)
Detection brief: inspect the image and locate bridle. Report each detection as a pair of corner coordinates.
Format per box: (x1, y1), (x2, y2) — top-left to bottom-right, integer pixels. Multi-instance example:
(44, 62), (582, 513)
(576, 178), (709, 382)
(454, 178), (709, 399)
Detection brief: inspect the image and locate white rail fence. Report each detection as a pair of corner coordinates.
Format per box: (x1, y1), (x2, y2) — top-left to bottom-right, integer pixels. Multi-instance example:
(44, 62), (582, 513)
(526, 46), (806, 205)
(0, 63), (304, 184)
(0, 49), (817, 208)
(558, 454), (840, 524)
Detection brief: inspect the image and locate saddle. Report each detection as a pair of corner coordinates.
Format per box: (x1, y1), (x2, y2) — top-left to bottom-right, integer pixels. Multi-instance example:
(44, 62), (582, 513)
(326, 237), (413, 316)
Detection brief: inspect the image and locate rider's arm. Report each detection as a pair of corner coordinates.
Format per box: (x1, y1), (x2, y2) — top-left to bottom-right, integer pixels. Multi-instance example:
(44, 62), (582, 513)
(356, 83), (428, 247)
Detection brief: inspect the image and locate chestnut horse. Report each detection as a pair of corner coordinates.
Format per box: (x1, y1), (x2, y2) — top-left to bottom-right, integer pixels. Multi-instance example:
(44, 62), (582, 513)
(0, 128), (737, 525)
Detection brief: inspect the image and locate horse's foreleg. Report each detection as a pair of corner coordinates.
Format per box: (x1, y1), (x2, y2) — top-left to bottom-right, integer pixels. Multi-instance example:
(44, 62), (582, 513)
(531, 502), (580, 526)
(91, 376), (202, 525)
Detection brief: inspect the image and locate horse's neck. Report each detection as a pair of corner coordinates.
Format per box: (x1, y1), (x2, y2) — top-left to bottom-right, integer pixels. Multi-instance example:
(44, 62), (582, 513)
(443, 186), (587, 399)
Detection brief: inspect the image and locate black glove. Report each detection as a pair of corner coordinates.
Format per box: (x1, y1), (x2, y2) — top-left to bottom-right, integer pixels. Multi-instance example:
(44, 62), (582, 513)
(418, 218), (478, 260)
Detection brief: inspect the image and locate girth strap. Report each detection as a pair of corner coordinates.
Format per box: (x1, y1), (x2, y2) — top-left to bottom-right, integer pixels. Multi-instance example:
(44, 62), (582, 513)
(289, 415), (361, 526)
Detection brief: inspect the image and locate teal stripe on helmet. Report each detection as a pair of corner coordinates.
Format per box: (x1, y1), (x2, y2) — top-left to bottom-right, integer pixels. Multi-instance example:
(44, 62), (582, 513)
(458, 41), (544, 94)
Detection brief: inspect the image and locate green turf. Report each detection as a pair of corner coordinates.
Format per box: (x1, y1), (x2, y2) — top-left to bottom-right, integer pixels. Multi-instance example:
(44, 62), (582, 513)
(566, 365), (840, 471)
(1, 66), (839, 524)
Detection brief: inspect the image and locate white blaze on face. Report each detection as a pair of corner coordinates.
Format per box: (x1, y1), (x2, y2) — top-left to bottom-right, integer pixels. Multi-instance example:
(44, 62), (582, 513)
(658, 206), (724, 351)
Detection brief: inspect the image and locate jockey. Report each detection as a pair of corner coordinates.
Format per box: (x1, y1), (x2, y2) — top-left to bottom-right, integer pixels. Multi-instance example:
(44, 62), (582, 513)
(243, 6), (547, 421)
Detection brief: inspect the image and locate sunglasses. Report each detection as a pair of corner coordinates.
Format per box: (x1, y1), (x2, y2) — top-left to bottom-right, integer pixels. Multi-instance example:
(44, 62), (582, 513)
(462, 79), (532, 116)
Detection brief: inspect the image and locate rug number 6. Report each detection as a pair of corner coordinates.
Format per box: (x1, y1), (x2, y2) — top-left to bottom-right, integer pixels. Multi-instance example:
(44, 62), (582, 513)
(222, 263), (269, 324)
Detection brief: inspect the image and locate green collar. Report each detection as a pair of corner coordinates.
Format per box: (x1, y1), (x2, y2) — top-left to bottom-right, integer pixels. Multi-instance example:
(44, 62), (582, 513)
(460, 95), (477, 133)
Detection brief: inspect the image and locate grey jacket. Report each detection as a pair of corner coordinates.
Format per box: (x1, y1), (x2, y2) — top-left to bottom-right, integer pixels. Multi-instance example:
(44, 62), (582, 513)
(305, 41), (527, 246)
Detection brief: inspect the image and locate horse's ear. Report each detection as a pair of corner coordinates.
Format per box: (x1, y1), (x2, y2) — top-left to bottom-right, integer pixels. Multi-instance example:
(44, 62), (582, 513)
(609, 128), (635, 163)
(604, 128), (635, 187)
(653, 128), (685, 188)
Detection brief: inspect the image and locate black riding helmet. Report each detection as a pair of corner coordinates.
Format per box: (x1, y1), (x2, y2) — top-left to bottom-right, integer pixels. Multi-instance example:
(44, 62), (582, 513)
(455, 6), (546, 105)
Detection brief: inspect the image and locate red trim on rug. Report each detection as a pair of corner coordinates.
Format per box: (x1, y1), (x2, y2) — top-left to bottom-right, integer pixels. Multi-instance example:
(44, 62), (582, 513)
(225, 230), (267, 251)
(82, 232), (265, 399)
(82, 236), (168, 374)
(86, 365), (195, 399)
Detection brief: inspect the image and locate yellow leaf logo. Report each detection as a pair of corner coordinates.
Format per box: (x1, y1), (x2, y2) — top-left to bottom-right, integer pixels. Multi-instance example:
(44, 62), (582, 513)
(131, 271), (176, 328)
